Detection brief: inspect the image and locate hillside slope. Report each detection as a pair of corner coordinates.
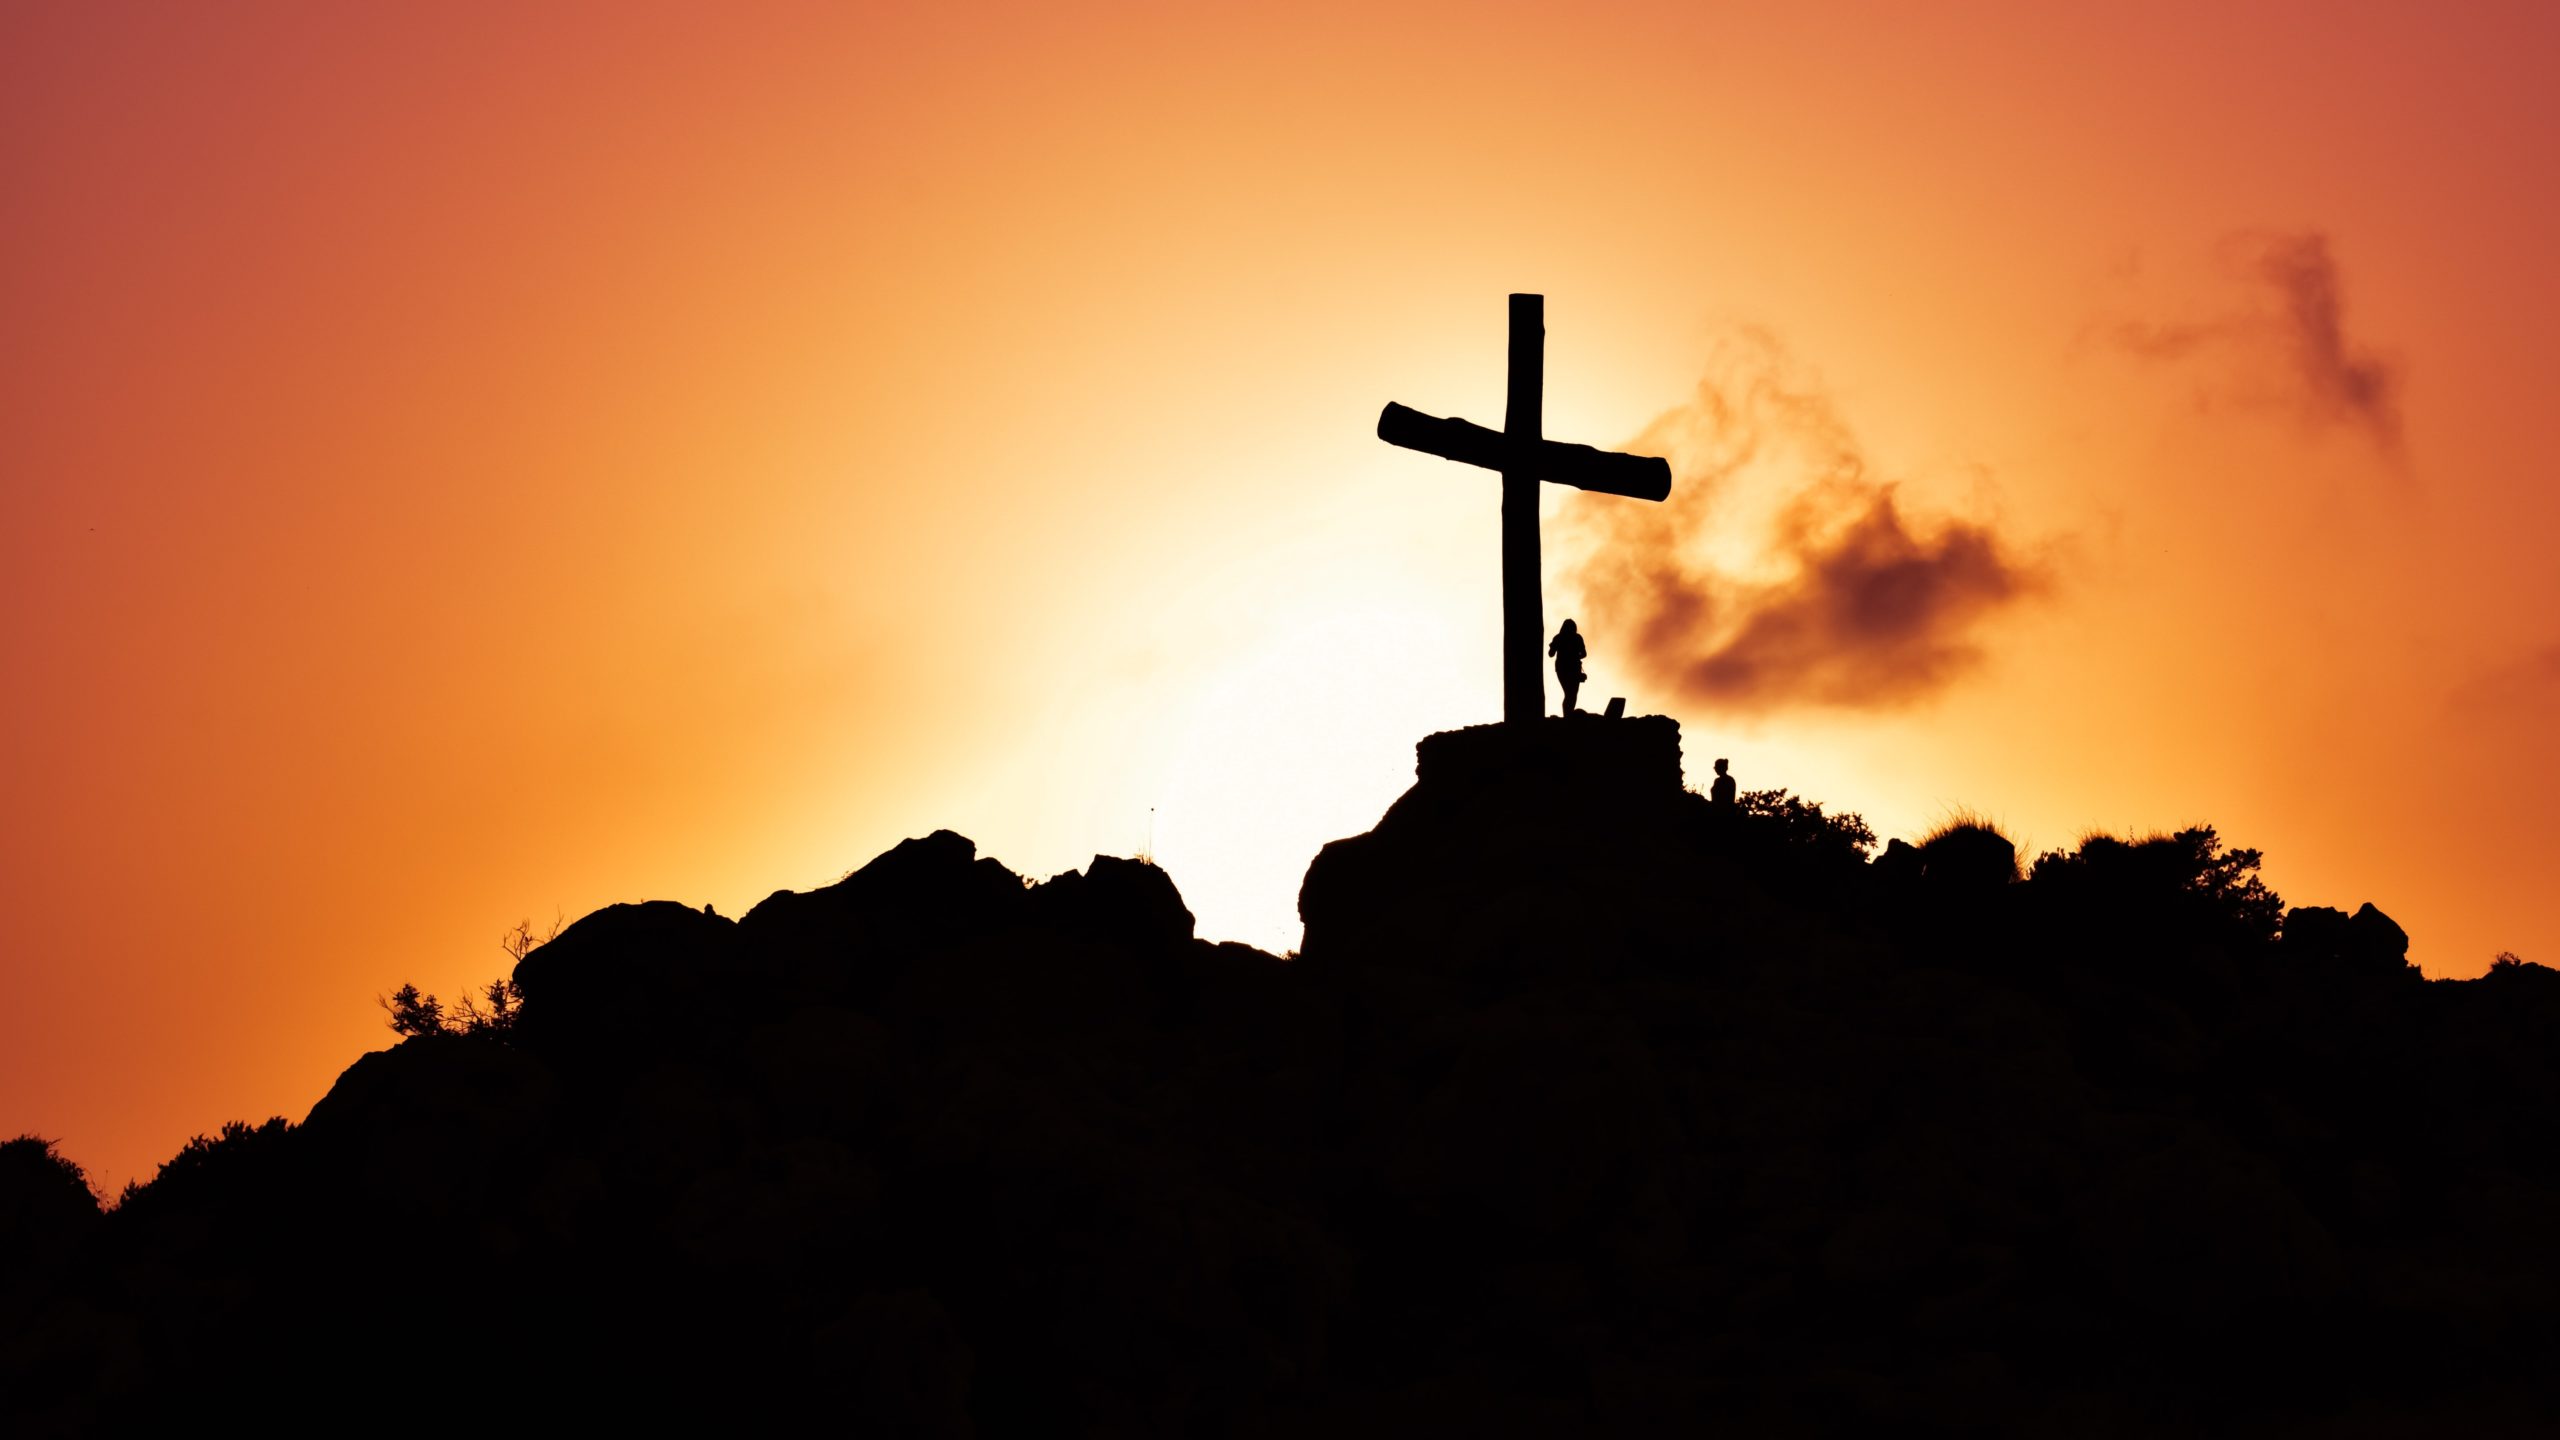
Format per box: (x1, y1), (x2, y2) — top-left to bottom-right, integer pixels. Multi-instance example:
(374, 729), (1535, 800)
(8, 717), (2559, 1435)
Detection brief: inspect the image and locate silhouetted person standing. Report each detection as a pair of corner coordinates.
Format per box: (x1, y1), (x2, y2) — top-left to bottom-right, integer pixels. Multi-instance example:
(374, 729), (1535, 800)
(1549, 619), (1587, 714)
(1711, 757), (1737, 806)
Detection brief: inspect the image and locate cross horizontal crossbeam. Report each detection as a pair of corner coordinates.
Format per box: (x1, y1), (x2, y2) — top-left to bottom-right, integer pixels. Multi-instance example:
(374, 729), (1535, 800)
(1374, 295), (1673, 724)
(1377, 402), (1672, 503)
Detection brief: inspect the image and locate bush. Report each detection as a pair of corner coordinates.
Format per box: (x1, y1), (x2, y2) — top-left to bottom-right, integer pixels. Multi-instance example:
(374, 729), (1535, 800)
(383, 982), (447, 1039)
(379, 918), (550, 1041)
(1916, 818), (2020, 888)
(2028, 826), (2283, 945)
(0, 1134), (102, 1219)
(1736, 787), (1878, 865)
(115, 1117), (294, 1215)
(0, 1135), (101, 1278)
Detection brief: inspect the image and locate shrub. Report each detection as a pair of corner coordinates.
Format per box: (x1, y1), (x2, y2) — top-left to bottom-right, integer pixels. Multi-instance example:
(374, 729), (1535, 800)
(1916, 818), (2020, 887)
(0, 1134), (102, 1218)
(1736, 787), (1878, 865)
(382, 982), (446, 1039)
(2029, 826), (2284, 945)
(379, 917), (551, 1041)
(115, 1117), (294, 1215)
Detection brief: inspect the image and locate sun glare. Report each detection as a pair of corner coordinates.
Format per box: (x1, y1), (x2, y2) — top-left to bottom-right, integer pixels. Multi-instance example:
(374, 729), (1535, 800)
(1152, 596), (1482, 950)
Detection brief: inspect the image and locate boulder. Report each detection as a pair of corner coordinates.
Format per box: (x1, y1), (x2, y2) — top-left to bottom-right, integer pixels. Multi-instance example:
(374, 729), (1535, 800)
(1298, 715), (1702, 978)
(2281, 902), (2414, 980)
(739, 831), (1027, 999)
(1028, 854), (1195, 953)
(511, 899), (738, 1048)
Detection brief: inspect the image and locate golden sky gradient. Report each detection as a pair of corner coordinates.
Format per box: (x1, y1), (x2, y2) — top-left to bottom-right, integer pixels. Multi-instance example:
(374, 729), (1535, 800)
(8, 2), (2558, 1188)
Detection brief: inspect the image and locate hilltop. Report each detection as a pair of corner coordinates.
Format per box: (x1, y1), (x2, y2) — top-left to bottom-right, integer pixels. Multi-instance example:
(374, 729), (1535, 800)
(8, 716), (2560, 1435)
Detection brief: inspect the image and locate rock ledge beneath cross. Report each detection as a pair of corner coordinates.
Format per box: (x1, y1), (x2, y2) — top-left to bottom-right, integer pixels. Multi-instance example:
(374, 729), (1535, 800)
(1298, 714), (1709, 981)
(1414, 712), (1684, 795)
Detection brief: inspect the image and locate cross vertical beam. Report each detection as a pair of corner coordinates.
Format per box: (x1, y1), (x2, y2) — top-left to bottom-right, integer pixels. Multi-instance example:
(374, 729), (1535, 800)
(1502, 293), (1544, 725)
(1375, 294), (1671, 724)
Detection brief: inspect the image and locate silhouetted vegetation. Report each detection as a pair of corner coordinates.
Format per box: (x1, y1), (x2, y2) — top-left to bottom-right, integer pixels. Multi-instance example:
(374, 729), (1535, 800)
(1920, 814), (2021, 885)
(0, 1137), (100, 1301)
(382, 977), (524, 1039)
(113, 1117), (295, 1216)
(379, 918), (547, 1040)
(0, 1135), (97, 1211)
(11, 718), (2560, 1434)
(2031, 824), (2285, 943)
(1734, 785), (1877, 864)
(379, 981), (446, 1038)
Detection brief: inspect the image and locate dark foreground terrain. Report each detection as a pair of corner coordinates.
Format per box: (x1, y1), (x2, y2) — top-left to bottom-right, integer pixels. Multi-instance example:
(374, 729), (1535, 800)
(8, 717), (2560, 1435)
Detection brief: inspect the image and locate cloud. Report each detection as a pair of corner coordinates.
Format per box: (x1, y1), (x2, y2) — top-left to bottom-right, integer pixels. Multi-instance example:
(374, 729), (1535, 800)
(1561, 331), (2051, 716)
(2452, 641), (2560, 711)
(2108, 231), (2404, 459)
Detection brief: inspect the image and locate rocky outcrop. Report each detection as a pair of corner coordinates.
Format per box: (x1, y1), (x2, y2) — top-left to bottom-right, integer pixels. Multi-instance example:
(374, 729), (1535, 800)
(1027, 853), (1194, 953)
(513, 899), (739, 1048)
(1298, 714), (1710, 979)
(2282, 901), (2416, 980)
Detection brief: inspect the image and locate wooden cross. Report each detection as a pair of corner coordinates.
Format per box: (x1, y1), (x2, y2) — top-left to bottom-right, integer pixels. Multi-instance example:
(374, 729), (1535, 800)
(1377, 294), (1674, 724)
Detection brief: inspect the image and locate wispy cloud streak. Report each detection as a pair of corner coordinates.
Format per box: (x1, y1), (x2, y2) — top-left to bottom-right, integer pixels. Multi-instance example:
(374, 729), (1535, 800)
(2109, 231), (2404, 459)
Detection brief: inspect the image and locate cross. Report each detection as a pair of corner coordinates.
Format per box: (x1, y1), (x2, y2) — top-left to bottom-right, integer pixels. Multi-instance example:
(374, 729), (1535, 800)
(1377, 294), (1674, 724)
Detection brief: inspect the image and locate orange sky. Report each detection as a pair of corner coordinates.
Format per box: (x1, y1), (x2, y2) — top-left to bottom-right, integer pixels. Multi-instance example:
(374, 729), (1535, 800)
(8, 1), (2558, 1189)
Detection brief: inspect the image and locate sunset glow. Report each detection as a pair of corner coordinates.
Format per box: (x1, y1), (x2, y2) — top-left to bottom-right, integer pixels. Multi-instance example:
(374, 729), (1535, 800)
(8, 2), (2558, 1189)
